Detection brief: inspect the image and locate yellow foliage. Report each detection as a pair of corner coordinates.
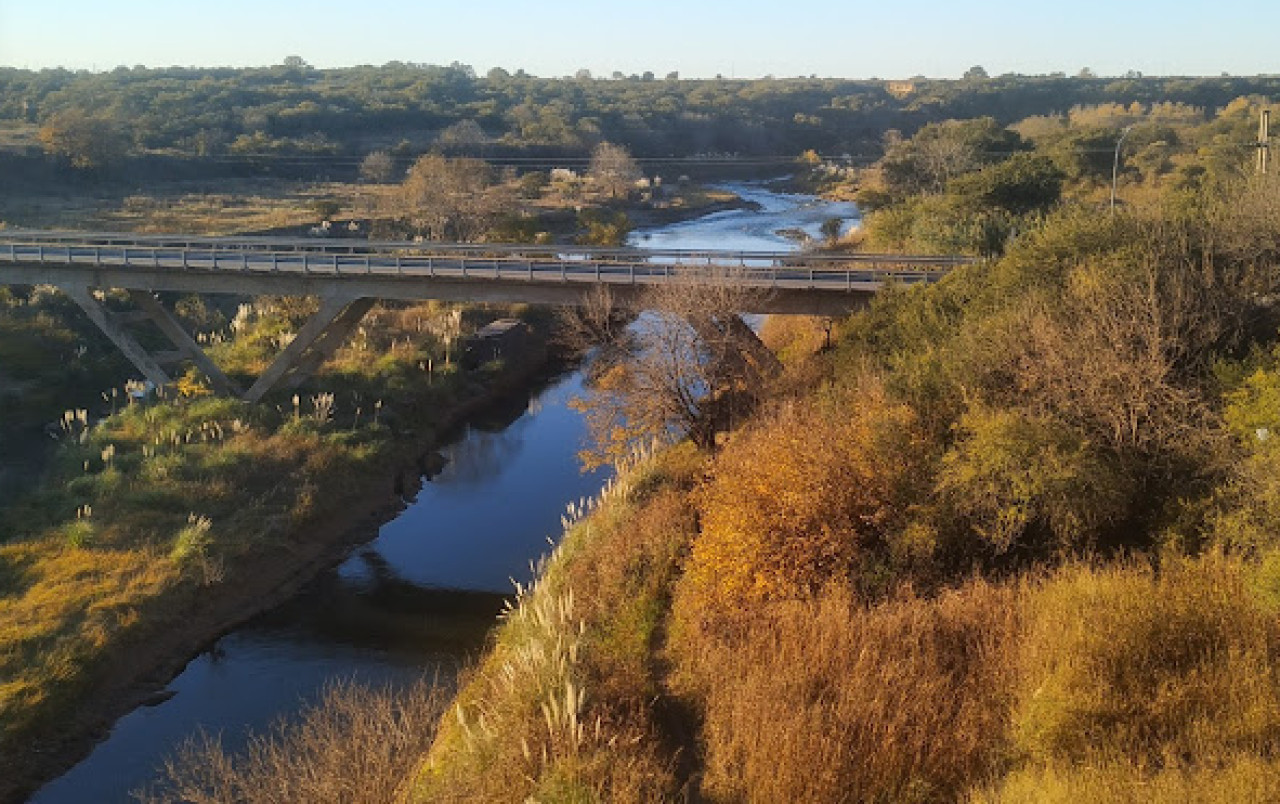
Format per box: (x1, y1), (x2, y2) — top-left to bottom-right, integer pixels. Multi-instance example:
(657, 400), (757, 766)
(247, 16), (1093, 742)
(670, 581), (1019, 803)
(174, 368), (212, 398)
(758, 314), (829, 365)
(686, 381), (933, 612)
(970, 755), (1280, 804)
(1011, 555), (1280, 768)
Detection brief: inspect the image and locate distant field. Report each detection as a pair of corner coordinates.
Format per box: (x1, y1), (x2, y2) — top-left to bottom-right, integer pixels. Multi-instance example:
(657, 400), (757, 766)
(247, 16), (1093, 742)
(0, 123), (40, 153)
(0, 179), (354, 235)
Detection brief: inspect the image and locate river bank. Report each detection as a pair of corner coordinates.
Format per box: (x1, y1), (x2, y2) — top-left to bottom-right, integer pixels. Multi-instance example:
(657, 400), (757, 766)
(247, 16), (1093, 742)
(2, 320), (568, 804)
(9, 182), (867, 802)
(623, 194), (760, 231)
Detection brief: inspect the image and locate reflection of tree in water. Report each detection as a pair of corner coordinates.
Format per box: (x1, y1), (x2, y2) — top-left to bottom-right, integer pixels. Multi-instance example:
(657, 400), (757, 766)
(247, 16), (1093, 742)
(434, 416), (531, 486)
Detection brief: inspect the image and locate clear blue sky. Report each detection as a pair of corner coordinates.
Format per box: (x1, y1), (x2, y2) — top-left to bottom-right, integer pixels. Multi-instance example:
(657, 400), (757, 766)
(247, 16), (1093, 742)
(1, 0), (1276, 79)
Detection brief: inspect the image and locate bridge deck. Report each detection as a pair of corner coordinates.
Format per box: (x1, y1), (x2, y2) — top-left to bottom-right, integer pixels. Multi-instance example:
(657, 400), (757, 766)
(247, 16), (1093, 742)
(0, 230), (974, 400)
(0, 231), (969, 315)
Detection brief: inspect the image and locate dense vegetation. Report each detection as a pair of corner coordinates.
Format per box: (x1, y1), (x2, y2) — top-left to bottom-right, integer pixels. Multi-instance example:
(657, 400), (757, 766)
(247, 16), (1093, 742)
(399, 102), (1280, 801)
(137, 95), (1280, 800)
(4, 65), (1280, 177)
(7, 71), (1280, 800)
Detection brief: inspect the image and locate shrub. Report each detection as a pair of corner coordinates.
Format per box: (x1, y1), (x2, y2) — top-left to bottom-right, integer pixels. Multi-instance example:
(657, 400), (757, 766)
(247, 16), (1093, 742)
(670, 580), (1020, 803)
(937, 406), (1130, 555)
(140, 680), (447, 804)
(1011, 556), (1280, 768)
(685, 380), (934, 613)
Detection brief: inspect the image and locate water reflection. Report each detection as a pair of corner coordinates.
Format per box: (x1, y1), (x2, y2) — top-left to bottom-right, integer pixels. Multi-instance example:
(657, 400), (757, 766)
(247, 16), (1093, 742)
(32, 370), (606, 804)
(33, 181), (833, 804)
(353, 371), (610, 593)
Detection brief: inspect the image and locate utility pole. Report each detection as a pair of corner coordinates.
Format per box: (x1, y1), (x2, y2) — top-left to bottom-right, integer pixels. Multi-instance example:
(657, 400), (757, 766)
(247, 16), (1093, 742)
(1110, 125), (1134, 214)
(1258, 109), (1271, 175)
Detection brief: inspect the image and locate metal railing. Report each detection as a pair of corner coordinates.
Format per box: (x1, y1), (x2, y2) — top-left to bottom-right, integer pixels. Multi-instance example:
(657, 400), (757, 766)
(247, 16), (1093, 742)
(0, 231), (971, 291)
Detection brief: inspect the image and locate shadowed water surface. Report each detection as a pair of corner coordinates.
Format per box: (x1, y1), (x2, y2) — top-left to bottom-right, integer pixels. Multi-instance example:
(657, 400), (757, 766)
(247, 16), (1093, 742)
(31, 182), (853, 803)
(31, 372), (608, 803)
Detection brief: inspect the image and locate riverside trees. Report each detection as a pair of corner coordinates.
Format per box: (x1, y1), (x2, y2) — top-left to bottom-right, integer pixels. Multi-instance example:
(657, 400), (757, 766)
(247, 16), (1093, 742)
(389, 154), (512, 241)
(588, 142), (641, 199)
(8, 66), (1280, 176)
(565, 269), (777, 467)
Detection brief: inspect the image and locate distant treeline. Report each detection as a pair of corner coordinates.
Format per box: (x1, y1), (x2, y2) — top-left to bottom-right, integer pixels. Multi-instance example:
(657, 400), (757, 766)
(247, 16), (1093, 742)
(2, 62), (1280, 178)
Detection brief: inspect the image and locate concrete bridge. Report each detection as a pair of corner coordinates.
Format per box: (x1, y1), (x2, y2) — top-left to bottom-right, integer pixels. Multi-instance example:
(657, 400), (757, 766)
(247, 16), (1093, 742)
(0, 230), (970, 402)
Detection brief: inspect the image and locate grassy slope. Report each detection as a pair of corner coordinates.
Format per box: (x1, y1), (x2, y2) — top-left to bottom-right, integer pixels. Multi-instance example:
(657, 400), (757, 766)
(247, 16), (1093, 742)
(0, 294), (555, 801)
(409, 240), (1280, 803)
(409, 442), (703, 803)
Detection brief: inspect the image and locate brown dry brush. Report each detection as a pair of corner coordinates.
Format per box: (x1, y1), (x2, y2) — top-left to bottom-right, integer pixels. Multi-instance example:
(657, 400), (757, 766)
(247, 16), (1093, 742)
(669, 580), (1020, 804)
(138, 679), (448, 804)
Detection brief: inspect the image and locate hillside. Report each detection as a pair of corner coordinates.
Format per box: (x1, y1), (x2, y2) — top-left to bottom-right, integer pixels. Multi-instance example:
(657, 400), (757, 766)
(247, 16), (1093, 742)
(145, 116), (1280, 799)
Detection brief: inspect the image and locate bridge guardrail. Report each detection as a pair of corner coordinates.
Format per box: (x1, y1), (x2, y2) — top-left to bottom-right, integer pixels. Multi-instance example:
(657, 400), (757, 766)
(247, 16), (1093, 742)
(0, 236), (967, 291)
(0, 230), (972, 267)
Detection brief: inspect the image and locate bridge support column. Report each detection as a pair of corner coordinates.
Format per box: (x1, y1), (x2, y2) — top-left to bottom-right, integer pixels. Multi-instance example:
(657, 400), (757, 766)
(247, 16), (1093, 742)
(242, 295), (374, 403)
(126, 290), (242, 397)
(721, 314), (783, 378)
(277, 297), (377, 393)
(62, 284), (172, 390)
(686, 313), (783, 381)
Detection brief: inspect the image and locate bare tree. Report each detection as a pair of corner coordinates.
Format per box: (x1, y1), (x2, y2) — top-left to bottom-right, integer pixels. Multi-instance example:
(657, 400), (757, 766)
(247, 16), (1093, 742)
(567, 267), (779, 467)
(588, 141), (641, 200)
(388, 154), (512, 241)
(358, 150), (396, 184)
(915, 134), (982, 193)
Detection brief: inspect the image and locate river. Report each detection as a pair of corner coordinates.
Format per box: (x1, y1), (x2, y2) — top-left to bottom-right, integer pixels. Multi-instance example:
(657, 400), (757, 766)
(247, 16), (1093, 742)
(29, 182), (858, 803)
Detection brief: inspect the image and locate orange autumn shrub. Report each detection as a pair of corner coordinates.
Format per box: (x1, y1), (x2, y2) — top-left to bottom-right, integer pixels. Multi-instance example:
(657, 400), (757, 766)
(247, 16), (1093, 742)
(670, 581), (1019, 803)
(684, 380), (935, 614)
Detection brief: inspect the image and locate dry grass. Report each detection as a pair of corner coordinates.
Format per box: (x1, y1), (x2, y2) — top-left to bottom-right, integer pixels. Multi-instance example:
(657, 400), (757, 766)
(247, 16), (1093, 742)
(666, 546), (1280, 802)
(969, 755), (1280, 804)
(669, 579), (1020, 803)
(98, 183), (334, 235)
(0, 539), (178, 738)
(412, 444), (702, 803)
(1009, 555), (1280, 768)
(0, 178), (350, 234)
(138, 679), (448, 804)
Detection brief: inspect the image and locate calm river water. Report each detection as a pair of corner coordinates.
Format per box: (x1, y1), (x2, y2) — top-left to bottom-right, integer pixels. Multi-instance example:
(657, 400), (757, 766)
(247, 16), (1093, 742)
(30, 182), (858, 803)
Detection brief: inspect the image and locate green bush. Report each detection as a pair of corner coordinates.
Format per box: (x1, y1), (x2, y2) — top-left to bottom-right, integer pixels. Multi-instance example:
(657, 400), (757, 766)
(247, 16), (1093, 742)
(1012, 557), (1280, 767)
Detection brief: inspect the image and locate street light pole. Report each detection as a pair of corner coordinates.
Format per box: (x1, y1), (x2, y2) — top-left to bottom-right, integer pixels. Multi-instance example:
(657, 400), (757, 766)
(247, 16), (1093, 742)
(1111, 125), (1135, 214)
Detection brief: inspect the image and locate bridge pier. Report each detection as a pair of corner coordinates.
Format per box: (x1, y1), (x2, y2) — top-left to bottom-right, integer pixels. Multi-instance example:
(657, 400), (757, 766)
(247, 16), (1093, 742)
(126, 290), (241, 396)
(62, 284), (173, 390)
(58, 281), (373, 403)
(686, 313), (784, 382)
(242, 294), (374, 403)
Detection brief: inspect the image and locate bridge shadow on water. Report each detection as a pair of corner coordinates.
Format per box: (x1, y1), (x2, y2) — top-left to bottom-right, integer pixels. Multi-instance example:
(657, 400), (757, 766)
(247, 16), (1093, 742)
(245, 549), (507, 657)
